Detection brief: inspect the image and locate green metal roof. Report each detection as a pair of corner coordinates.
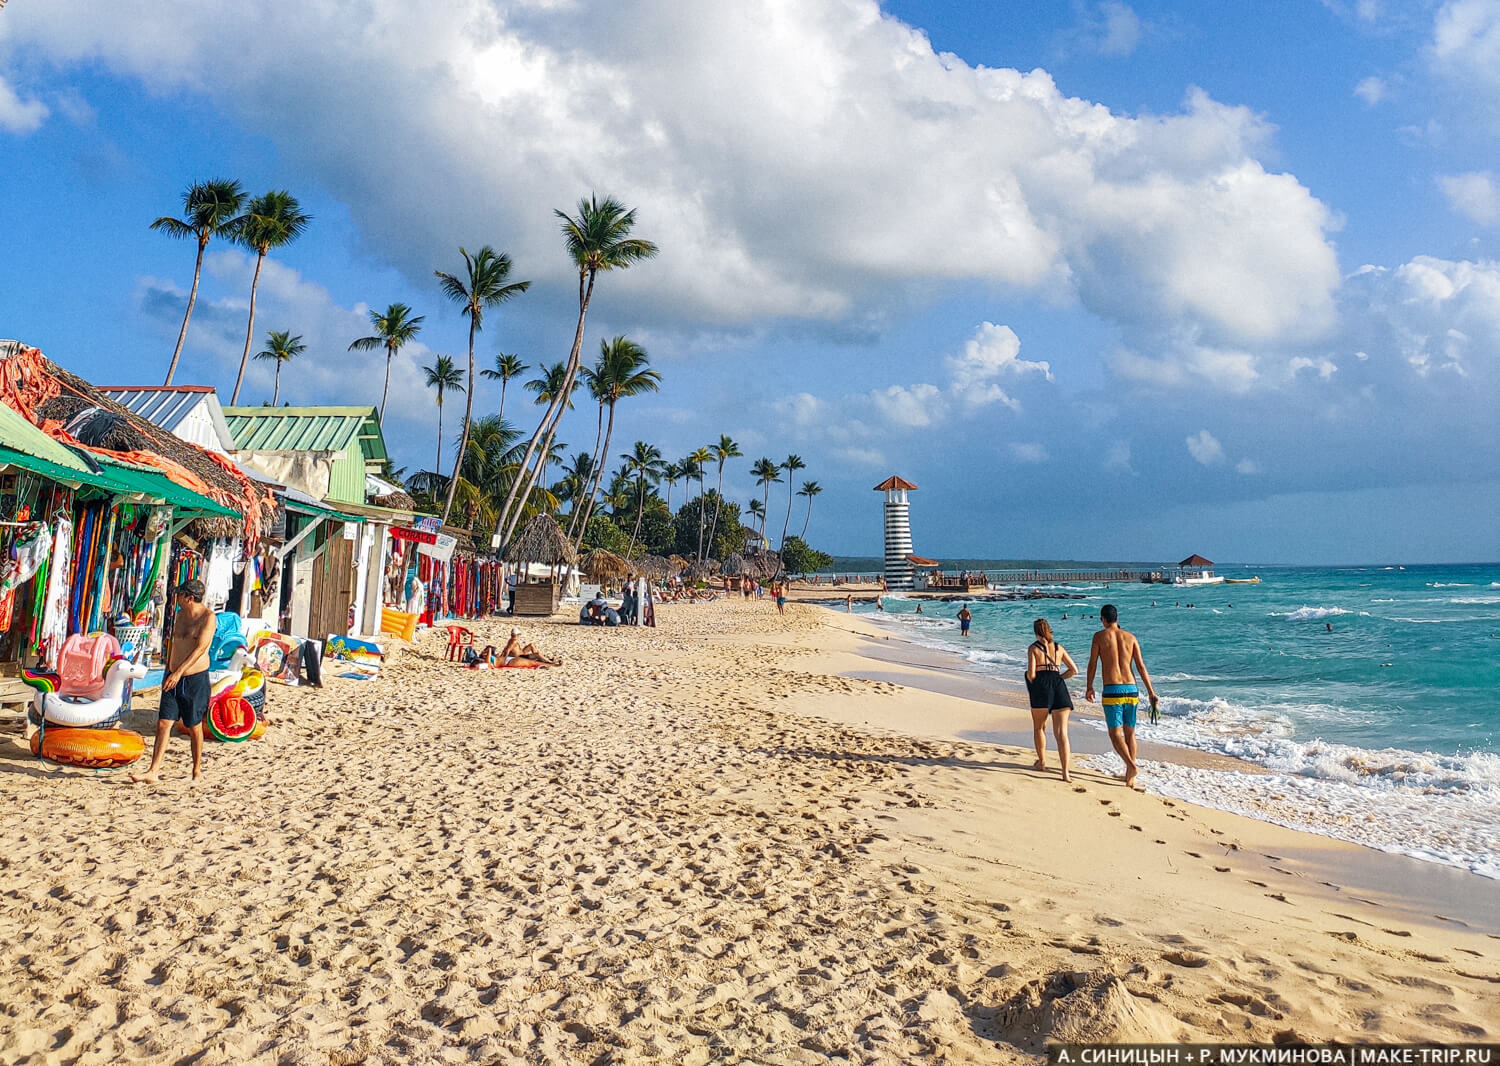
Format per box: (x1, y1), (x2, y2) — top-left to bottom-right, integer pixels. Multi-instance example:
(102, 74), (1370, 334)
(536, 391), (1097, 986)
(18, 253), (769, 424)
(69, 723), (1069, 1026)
(91, 457), (239, 517)
(221, 406), (389, 464)
(0, 402), (96, 475)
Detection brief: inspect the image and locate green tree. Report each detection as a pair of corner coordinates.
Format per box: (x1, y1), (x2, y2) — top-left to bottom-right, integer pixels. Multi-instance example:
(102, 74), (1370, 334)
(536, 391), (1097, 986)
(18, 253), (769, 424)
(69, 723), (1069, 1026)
(778, 454), (806, 553)
(495, 194), (658, 546)
(151, 179), (246, 385)
(797, 480), (822, 540)
(704, 435), (742, 565)
(569, 336), (659, 550)
(232, 191), (311, 404)
(434, 246), (531, 523)
(480, 352), (529, 428)
(747, 497), (765, 537)
(751, 457), (782, 537)
(348, 303), (425, 421)
(662, 462), (682, 512)
(581, 513), (631, 554)
(673, 493), (745, 560)
(423, 355), (464, 477)
(780, 536), (833, 575)
(622, 441), (665, 557)
(253, 330), (305, 406)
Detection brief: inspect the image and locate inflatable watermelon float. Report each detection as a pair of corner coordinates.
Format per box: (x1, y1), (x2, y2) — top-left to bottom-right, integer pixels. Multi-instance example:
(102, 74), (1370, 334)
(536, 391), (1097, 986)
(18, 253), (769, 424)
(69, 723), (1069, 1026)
(207, 695), (257, 742)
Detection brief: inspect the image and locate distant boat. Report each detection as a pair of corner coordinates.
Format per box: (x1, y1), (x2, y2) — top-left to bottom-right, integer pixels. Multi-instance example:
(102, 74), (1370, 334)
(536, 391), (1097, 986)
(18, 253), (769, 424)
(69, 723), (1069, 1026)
(1224, 576), (1261, 585)
(1175, 573), (1225, 586)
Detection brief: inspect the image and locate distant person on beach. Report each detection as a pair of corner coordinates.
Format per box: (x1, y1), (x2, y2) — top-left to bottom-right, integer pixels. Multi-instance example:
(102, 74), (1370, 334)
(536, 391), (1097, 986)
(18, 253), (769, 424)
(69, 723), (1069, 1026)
(874, 596), (885, 611)
(845, 595), (853, 613)
(774, 581), (787, 616)
(1085, 604), (1159, 790)
(133, 580), (215, 784)
(957, 605), (971, 637)
(1026, 619), (1078, 782)
(915, 604), (923, 615)
(1326, 622), (1333, 632)
(500, 628), (561, 666)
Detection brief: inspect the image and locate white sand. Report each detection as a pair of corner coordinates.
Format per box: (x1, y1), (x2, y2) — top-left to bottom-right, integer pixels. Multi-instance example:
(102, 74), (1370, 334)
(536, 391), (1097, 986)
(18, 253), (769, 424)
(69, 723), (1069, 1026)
(1, 599), (1495, 1063)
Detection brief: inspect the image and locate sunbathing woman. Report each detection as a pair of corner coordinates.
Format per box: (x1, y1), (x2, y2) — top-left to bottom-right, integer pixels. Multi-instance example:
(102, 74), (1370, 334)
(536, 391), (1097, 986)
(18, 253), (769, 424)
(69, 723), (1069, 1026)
(499, 628), (561, 666)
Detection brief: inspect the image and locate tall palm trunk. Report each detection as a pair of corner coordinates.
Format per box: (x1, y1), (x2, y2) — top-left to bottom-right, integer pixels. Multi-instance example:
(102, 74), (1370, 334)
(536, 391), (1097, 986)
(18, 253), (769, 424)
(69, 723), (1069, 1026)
(164, 237), (207, 386)
(567, 402), (606, 539)
(800, 498), (814, 540)
(379, 342), (395, 420)
(435, 398), (444, 474)
(571, 400), (617, 552)
(442, 317), (477, 523)
(696, 472), (708, 561)
(496, 271), (594, 545)
(706, 464), (727, 565)
(760, 485), (772, 538)
(231, 251), (267, 404)
(780, 483), (796, 554)
(627, 481), (646, 558)
(272, 362), (282, 405)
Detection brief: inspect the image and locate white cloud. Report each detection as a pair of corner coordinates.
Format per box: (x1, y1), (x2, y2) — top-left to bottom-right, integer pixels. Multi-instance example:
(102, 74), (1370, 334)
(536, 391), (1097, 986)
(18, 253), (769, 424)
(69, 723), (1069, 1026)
(1185, 429), (1224, 465)
(773, 392), (828, 428)
(1342, 255), (1500, 380)
(1078, 2), (1143, 57)
(1235, 458), (1262, 475)
(832, 445), (886, 468)
(1353, 76), (1386, 106)
(1110, 339), (1259, 392)
(1438, 171), (1500, 225)
(869, 383), (945, 428)
(0, 72), (48, 133)
(1428, 0), (1500, 125)
(3, 0), (1341, 349)
(1288, 356), (1338, 379)
(1009, 442), (1049, 463)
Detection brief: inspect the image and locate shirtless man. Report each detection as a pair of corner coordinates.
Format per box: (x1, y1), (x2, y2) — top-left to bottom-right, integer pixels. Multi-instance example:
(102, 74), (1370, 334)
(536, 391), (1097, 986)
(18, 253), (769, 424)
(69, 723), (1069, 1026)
(499, 628), (561, 666)
(133, 579), (215, 783)
(1084, 604), (1159, 790)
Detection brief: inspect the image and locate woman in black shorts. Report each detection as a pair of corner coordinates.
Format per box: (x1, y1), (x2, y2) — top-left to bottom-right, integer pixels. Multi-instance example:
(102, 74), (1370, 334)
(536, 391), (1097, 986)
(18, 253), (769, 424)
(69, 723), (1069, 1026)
(1025, 618), (1078, 782)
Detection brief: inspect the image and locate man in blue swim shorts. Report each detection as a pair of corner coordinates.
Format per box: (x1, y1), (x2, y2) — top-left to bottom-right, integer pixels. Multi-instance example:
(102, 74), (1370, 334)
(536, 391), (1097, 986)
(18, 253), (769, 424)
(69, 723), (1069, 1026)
(1085, 604), (1159, 790)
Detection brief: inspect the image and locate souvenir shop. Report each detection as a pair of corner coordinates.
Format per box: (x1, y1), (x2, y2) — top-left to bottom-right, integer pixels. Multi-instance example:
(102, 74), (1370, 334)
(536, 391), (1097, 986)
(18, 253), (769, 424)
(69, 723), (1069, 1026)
(384, 526), (508, 624)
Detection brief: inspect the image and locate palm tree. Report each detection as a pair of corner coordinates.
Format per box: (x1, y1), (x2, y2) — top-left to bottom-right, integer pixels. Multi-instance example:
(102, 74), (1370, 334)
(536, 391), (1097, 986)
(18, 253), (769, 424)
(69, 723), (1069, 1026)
(423, 355), (464, 477)
(622, 441), (665, 557)
(150, 179), (246, 385)
(494, 194), (658, 546)
(253, 330), (305, 405)
(662, 462), (682, 511)
(480, 352), (529, 427)
(348, 303), (424, 420)
(569, 336), (660, 549)
(518, 362), (575, 520)
(747, 498), (766, 545)
(231, 191), (311, 404)
(779, 454), (807, 553)
(797, 480), (822, 540)
(434, 246), (531, 523)
(705, 435), (742, 563)
(688, 445), (714, 561)
(751, 457), (782, 538)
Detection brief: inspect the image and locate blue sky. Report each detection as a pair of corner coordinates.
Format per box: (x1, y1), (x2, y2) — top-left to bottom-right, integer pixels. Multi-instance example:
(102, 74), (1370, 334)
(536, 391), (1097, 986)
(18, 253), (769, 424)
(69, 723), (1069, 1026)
(2, 1), (1499, 565)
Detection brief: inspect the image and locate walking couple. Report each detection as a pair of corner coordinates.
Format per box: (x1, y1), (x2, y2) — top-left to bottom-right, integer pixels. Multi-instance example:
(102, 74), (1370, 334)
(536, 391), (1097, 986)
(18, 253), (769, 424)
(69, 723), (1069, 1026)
(1025, 604), (1158, 788)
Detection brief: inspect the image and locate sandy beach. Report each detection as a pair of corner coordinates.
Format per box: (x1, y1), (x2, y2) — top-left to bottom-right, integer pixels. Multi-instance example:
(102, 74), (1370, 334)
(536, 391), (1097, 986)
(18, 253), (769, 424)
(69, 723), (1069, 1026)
(2, 599), (1497, 1064)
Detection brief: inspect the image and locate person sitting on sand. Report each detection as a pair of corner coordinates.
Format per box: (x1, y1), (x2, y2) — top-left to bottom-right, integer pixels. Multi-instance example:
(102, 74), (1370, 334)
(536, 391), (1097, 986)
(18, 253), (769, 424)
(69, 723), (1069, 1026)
(1085, 604), (1159, 790)
(500, 628), (561, 666)
(1025, 618), (1078, 782)
(580, 593), (608, 625)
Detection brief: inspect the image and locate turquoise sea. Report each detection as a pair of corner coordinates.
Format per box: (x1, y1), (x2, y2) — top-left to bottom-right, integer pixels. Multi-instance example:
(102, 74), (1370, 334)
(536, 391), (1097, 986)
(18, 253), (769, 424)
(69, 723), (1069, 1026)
(841, 563), (1500, 878)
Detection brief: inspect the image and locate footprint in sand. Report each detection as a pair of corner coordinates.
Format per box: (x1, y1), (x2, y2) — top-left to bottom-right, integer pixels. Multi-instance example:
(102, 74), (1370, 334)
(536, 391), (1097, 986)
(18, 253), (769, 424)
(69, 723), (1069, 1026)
(1108, 811), (1122, 818)
(1185, 851), (1202, 859)
(1162, 950), (1210, 968)
(1214, 866), (1230, 873)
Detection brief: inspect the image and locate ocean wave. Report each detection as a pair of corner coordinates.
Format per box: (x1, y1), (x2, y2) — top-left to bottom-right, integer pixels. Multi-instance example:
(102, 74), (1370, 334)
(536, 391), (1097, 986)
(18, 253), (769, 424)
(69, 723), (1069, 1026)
(1450, 595), (1500, 605)
(1274, 606), (1354, 621)
(1428, 582), (1473, 588)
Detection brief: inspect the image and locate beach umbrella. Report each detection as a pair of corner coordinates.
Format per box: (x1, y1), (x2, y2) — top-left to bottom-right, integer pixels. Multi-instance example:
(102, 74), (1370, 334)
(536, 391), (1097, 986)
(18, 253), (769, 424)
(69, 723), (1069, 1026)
(581, 548), (630, 581)
(501, 513), (578, 567)
(667, 554), (690, 574)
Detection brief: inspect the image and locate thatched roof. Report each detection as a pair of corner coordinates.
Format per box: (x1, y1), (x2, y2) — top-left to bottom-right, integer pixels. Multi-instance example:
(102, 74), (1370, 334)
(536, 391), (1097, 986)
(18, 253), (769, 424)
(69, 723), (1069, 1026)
(1179, 554), (1213, 568)
(0, 343), (274, 545)
(502, 513), (577, 566)
(632, 554), (672, 580)
(684, 560), (720, 583)
(720, 552), (747, 576)
(582, 548), (630, 580)
(371, 486), (417, 509)
(667, 554), (690, 572)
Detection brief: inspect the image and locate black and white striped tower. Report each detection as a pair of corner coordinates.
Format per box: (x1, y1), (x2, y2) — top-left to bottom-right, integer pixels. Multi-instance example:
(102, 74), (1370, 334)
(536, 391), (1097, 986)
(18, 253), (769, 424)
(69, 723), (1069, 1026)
(874, 475), (918, 589)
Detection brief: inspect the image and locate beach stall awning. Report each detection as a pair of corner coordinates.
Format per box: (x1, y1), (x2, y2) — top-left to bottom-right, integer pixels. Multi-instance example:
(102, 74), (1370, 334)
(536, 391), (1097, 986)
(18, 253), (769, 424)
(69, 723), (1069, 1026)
(92, 457), (239, 517)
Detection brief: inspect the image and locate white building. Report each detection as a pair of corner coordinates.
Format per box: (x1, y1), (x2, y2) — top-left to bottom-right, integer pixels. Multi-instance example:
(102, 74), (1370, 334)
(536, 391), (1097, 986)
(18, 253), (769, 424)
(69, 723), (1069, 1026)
(874, 475), (918, 590)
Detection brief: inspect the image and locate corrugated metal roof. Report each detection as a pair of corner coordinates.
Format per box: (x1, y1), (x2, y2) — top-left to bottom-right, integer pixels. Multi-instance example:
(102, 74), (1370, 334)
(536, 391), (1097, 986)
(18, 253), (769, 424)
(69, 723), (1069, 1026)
(98, 386), (211, 434)
(221, 406), (388, 463)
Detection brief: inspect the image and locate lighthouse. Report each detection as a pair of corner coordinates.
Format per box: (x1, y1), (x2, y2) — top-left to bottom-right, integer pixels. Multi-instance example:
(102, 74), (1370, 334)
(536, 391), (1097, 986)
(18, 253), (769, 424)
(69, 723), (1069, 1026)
(874, 475), (918, 589)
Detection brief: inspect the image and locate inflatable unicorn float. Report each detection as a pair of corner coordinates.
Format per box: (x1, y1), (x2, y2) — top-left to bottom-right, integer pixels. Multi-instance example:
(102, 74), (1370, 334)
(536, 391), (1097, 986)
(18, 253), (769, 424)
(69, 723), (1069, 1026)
(24, 633), (148, 767)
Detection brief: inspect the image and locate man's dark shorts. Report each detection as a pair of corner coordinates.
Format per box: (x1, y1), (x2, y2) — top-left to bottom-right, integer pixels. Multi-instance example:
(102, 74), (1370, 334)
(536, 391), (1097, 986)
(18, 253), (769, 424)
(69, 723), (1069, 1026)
(159, 670), (211, 727)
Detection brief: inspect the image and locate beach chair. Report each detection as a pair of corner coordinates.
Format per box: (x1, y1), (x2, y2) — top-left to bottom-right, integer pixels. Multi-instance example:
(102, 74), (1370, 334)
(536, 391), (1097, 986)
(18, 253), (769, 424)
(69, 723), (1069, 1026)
(445, 625), (474, 662)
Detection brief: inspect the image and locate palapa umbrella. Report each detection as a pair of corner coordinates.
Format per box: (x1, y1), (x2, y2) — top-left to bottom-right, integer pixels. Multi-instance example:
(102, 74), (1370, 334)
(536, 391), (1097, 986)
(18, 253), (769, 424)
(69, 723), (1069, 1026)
(633, 554), (671, 581)
(667, 554), (690, 575)
(502, 513), (578, 567)
(684, 560), (720, 584)
(720, 552), (747, 577)
(581, 548), (630, 582)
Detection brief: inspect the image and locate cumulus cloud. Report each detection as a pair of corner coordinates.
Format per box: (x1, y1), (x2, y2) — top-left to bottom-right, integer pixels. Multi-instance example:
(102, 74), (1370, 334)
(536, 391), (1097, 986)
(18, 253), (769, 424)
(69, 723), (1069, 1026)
(869, 383), (945, 428)
(0, 72), (48, 133)
(1353, 76), (1386, 105)
(1185, 429), (1224, 465)
(1064, 2), (1144, 57)
(1342, 256), (1500, 380)
(1428, 0), (1500, 124)
(1438, 171), (1500, 225)
(2, 0), (1340, 353)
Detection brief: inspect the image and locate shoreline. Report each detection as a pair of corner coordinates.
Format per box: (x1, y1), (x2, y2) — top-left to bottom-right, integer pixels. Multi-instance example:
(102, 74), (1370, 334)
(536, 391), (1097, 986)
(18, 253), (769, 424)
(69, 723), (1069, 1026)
(2, 599), (1496, 1060)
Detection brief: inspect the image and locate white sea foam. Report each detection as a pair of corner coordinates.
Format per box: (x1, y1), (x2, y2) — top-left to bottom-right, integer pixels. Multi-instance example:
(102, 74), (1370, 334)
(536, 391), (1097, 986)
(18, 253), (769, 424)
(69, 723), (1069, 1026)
(1428, 582), (1473, 588)
(1275, 605), (1353, 622)
(1451, 595), (1500, 605)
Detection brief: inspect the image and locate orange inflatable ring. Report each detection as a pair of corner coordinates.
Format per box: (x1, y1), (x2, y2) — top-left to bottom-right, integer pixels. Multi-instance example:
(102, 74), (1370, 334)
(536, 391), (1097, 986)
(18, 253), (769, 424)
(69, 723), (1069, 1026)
(31, 727), (145, 768)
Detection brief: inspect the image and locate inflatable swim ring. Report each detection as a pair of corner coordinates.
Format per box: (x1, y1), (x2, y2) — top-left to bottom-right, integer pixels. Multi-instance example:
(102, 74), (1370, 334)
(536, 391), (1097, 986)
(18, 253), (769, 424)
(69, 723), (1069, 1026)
(40, 657), (148, 727)
(207, 694), (257, 742)
(31, 727), (145, 768)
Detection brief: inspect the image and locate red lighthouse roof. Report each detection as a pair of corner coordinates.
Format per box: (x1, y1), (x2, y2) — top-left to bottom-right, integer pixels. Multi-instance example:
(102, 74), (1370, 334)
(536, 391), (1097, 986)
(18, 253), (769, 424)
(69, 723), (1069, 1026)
(873, 475), (918, 491)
